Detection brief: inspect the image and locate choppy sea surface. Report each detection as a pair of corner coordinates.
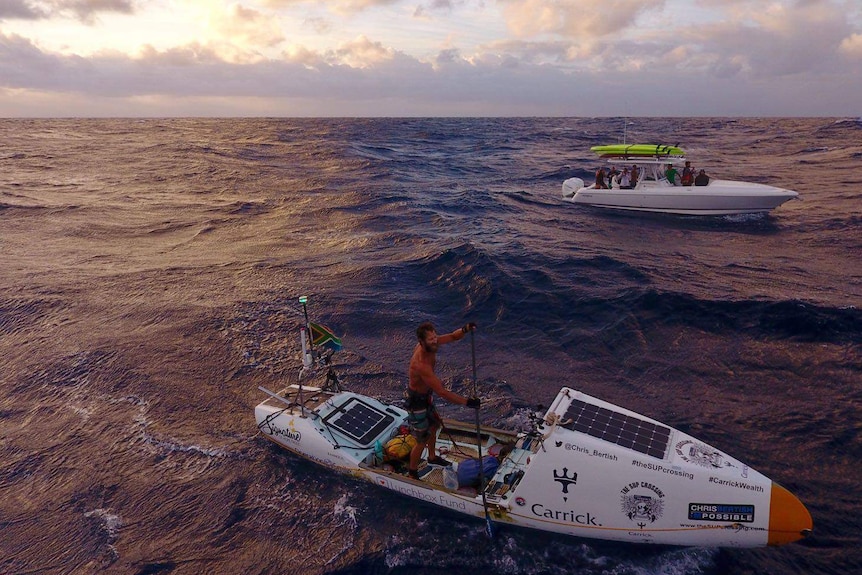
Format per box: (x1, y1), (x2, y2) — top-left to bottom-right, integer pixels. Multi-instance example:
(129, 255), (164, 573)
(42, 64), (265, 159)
(1, 117), (860, 575)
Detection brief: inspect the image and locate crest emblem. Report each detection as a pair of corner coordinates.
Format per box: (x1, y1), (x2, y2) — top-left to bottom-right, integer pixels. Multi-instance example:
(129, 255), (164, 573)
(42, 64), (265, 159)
(675, 439), (735, 469)
(620, 481), (665, 527)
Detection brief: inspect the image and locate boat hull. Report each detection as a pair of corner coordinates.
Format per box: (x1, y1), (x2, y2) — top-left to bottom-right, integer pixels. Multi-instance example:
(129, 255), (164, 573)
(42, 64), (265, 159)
(564, 179), (798, 216)
(255, 386), (812, 547)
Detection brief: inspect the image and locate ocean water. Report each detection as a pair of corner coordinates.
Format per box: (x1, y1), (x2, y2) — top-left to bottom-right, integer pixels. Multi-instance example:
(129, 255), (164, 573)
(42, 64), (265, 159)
(1, 117), (860, 575)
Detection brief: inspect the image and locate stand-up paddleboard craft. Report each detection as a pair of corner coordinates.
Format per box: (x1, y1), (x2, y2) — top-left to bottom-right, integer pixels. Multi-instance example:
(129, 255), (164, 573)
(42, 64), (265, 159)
(591, 144), (685, 158)
(561, 144), (799, 215)
(255, 298), (812, 547)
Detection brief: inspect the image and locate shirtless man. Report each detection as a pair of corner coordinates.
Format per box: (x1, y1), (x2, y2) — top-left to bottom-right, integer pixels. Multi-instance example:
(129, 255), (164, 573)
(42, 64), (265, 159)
(594, 166), (607, 189)
(405, 321), (480, 479)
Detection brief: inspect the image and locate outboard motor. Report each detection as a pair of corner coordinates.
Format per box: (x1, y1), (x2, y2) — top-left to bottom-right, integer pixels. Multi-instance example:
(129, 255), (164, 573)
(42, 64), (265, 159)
(562, 177), (584, 198)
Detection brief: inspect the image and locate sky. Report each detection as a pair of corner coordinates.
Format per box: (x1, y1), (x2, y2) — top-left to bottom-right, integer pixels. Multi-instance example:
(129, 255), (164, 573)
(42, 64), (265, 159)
(1, 0), (861, 117)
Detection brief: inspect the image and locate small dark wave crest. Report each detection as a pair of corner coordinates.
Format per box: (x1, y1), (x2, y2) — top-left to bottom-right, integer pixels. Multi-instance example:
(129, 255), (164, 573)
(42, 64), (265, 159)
(620, 291), (861, 344)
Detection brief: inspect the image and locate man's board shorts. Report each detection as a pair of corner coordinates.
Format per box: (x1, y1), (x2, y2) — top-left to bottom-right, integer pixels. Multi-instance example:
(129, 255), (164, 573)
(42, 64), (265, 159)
(404, 388), (441, 441)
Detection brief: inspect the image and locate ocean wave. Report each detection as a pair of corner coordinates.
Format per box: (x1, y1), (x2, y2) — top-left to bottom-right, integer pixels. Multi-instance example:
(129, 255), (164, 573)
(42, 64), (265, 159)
(829, 118), (862, 128)
(0, 297), (65, 336)
(3, 117), (858, 575)
(588, 290), (862, 344)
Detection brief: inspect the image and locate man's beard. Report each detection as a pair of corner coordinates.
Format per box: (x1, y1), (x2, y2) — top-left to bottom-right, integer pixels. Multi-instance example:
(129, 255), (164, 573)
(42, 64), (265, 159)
(422, 341), (438, 353)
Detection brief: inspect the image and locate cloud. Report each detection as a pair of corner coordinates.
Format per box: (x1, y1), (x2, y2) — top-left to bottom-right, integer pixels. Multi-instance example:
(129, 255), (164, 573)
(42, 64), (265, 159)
(500, 0), (665, 40)
(207, 3), (285, 51)
(2, 0), (861, 116)
(481, 0), (861, 80)
(3, 25), (860, 118)
(414, 0), (463, 18)
(840, 33), (862, 57)
(0, 0), (134, 23)
(263, 0), (401, 15)
(304, 16), (334, 34)
(0, 0), (47, 20)
(325, 35), (397, 67)
(436, 47), (460, 64)
(61, 0), (134, 22)
(679, 0), (856, 78)
(0, 29), (579, 112)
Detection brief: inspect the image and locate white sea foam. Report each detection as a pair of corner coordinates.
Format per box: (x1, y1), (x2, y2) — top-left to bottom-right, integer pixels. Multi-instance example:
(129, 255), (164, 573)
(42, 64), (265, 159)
(333, 493), (359, 528)
(84, 507), (123, 539)
(84, 508), (123, 560)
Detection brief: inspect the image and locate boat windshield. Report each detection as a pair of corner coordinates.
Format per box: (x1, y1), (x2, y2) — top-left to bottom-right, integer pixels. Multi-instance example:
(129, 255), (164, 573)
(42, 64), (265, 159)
(605, 160), (676, 188)
(642, 163), (664, 182)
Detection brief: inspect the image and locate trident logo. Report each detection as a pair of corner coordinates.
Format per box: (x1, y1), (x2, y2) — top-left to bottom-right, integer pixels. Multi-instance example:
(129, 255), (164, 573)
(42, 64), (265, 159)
(553, 467), (578, 501)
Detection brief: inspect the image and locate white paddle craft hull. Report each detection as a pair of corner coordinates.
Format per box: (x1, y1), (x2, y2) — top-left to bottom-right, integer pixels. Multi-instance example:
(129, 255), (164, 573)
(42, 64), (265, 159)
(255, 386), (811, 547)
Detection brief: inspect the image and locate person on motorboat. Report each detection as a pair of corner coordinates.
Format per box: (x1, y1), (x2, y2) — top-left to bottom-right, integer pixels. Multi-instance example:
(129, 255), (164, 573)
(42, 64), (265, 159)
(594, 166), (607, 189)
(607, 165), (619, 188)
(665, 163), (680, 185)
(695, 169), (710, 186)
(681, 161), (694, 186)
(405, 321), (480, 480)
(630, 164), (639, 187)
(619, 167), (631, 189)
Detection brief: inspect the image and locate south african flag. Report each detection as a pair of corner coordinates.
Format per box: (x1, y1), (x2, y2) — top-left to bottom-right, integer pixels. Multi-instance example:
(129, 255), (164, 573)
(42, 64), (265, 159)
(309, 322), (343, 351)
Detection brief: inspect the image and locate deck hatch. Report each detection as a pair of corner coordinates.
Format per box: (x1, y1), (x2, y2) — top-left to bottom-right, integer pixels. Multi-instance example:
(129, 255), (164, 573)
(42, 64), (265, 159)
(563, 399), (670, 459)
(323, 397), (395, 446)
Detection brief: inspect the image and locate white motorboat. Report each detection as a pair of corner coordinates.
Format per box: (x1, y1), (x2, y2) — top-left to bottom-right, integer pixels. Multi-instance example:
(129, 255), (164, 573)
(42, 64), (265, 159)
(561, 144), (799, 216)
(254, 300), (812, 548)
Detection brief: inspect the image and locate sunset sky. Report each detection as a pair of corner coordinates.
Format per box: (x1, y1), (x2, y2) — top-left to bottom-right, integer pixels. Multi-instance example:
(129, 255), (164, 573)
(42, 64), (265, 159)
(1, 0), (861, 117)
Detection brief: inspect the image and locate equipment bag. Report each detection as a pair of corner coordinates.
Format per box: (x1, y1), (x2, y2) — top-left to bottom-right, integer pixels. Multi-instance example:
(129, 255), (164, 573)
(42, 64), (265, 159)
(384, 434), (417, 460)
(456, 455), (500, 487)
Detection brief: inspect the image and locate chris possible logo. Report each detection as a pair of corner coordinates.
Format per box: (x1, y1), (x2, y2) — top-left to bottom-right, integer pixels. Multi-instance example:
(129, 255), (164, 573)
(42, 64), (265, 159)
(554, 467), (578, 501)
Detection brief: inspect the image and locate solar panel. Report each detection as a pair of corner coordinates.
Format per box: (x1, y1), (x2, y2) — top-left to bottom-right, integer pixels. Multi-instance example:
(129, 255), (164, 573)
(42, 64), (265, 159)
(563, 399), (670, 459)
(323, 397), (395, 446)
